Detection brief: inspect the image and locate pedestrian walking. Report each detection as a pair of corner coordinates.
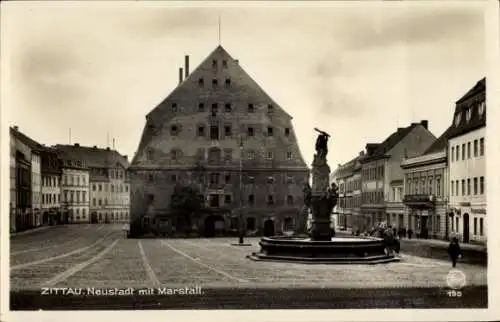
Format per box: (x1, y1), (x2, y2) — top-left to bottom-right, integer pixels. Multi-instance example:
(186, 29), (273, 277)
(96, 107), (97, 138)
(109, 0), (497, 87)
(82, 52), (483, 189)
(447, 237), (463, 268)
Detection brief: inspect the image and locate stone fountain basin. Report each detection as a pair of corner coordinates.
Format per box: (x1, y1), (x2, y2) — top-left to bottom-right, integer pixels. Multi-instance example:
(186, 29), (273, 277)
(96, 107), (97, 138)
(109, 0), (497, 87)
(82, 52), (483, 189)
(248, 236), (399, 264)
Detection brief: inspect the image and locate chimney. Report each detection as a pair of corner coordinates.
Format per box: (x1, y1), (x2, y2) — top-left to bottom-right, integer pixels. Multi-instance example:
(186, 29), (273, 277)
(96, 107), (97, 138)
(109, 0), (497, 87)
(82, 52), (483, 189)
(13, 125), (19, 131)
(421, 120), (428, 130)
(74, 143), (80, 147)
(185, 55), (189, 78)
(179, 68), (183, 84)
(106, 147), (110, 151)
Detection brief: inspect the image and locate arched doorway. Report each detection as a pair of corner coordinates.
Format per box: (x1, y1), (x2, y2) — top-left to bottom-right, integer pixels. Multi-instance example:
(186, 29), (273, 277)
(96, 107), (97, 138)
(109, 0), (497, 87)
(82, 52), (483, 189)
(264, 219), (275, 237)
(204, 215), (225, 237)
(463, 213), (470, 243)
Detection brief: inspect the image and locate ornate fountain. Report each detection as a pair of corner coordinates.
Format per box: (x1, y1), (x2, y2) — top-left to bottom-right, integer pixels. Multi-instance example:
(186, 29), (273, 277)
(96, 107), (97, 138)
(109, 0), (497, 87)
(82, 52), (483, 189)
(248, 129), (399, 264)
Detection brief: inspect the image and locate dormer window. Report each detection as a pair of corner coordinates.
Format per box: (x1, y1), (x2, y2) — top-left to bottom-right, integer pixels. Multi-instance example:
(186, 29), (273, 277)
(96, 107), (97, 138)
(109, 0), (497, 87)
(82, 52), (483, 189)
(478, 101), (485, 116)
(170, 148), (182, 160)
(454, 112), (462, 127)
(170, 125), (180, 136)
(466, 107), (472, 122)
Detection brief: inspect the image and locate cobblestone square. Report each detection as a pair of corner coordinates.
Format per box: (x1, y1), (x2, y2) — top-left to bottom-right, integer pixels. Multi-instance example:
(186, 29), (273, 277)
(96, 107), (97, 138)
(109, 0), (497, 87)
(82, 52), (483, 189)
(10, 225), (487, 291)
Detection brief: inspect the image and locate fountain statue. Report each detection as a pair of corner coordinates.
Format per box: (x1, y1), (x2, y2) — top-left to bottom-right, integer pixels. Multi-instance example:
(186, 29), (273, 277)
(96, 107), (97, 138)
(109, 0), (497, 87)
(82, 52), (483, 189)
(248, 128), (399, 264)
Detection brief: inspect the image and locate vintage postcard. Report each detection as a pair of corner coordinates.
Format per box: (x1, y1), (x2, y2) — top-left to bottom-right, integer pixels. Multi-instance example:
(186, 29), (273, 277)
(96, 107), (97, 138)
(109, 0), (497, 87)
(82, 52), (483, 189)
(1, 1), (498, 321)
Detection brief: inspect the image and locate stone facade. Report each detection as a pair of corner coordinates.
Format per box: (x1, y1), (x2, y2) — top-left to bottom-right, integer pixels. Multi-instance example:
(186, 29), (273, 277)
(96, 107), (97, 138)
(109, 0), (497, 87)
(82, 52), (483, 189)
(31, 151), (42, 227)
(54, 144), (131, 224)
(447, 78), (486, 244)
(401, 150), (449, 239)
(129, 45), (309, 236)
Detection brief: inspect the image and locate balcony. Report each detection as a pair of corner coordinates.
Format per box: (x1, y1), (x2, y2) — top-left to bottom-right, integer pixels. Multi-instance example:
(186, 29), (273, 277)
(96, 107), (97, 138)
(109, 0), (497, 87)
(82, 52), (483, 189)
(403, 194), (435, 207)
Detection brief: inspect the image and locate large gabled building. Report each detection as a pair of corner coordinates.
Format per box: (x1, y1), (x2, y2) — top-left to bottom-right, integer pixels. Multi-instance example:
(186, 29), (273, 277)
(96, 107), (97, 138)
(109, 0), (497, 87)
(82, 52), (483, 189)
(129, 45), (309, 237)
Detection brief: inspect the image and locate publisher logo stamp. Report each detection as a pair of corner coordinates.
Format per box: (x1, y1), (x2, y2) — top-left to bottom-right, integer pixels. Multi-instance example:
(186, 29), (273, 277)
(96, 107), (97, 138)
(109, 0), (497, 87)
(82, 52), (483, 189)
(446, 269), (466, 290)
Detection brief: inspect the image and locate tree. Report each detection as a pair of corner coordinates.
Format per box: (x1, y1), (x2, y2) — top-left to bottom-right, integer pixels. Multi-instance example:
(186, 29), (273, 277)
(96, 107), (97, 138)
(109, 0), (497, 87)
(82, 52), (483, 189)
(169, 184), (203, 234)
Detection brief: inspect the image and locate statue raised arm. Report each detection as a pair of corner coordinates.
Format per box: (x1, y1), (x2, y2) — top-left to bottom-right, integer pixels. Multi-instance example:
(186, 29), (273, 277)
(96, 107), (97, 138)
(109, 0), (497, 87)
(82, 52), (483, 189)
(314, 128), (330, 158)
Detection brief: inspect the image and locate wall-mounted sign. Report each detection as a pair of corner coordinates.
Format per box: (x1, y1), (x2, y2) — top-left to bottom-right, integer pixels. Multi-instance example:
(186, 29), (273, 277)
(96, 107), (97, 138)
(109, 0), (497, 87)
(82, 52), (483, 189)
(471, 208), (486, 214)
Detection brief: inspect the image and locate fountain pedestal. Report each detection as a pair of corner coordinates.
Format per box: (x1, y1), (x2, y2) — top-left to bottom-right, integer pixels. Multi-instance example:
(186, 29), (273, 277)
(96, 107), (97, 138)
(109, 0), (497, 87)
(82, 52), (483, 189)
(247, 130), (399, 264)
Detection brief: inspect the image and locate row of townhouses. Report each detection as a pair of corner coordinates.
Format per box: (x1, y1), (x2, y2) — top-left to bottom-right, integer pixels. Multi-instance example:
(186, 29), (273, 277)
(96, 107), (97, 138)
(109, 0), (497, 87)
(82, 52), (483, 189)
(331, 78), (486, 244)
(10, 126), (131, 233)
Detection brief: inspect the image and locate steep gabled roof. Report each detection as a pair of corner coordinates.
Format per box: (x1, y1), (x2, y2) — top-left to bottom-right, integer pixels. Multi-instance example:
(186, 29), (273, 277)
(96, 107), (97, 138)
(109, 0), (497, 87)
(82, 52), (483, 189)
(448, 77), (486, 140)
(361, 124), (417, 162)
(53, 144), (129, 169)
(10, 127), (43, 151)
(455, 77), (486, 104)
(423, 125), (454, 155)
(146, 45), (292, 120)
(131, 45), (307, 170)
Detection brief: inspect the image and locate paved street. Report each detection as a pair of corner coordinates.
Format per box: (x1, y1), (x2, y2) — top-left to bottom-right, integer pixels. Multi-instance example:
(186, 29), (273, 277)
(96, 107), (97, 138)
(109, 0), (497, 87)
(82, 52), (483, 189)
(10, 224), (487, 290)
(10, 224), (488, 309)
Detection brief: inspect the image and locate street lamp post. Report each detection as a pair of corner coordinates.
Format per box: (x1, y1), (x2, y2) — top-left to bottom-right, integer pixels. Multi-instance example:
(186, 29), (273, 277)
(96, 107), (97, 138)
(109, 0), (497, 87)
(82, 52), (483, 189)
(238, 135), (244, 244)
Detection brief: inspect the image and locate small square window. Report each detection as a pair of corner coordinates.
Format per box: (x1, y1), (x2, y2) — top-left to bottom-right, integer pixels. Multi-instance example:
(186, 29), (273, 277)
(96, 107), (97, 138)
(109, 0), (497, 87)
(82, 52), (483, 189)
(268, 104), (274, 112)
(212, 79), (218, 86)
(225, 174), (231, 183)
(171, 174), (177, 182)
(247, 127), (254, 136)
(148, 174), (154, 182)
(267, 127), (273, 136)
(224, 125), (232, 136)
(248, 103), (254, 112)
(224, 195), (232, 204)
(267, 195), (274, 205)
(222, 60), (228, 68)
(285, 128), (290, 136)
(248, 194), (255, 204)
(286, 151), (292, 160)
(212, 60), (217, 69)
(224, 103), (232, 112)
(225, 78), (231, 87)
(197, 125), (205, 137)
(172, 103), (177, 111)
(198, 78), (204, 87)
(267, 151), (274, 159)
(198, 103), (205, 112)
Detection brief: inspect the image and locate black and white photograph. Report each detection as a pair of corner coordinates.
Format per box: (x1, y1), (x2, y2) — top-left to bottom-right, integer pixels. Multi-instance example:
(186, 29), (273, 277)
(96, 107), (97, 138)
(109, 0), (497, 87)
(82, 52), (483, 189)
(1, 0), (499, 321)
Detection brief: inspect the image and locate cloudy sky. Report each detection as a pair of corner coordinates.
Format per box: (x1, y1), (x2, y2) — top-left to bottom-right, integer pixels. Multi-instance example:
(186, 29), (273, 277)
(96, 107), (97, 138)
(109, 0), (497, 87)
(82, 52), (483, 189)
(1, 1), (487, 168)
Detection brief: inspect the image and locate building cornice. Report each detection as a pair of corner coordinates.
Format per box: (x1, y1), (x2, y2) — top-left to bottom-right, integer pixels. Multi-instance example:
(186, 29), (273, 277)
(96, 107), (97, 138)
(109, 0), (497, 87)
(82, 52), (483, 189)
(128, 165), (310, 172)
(401, 151), (447, 169)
